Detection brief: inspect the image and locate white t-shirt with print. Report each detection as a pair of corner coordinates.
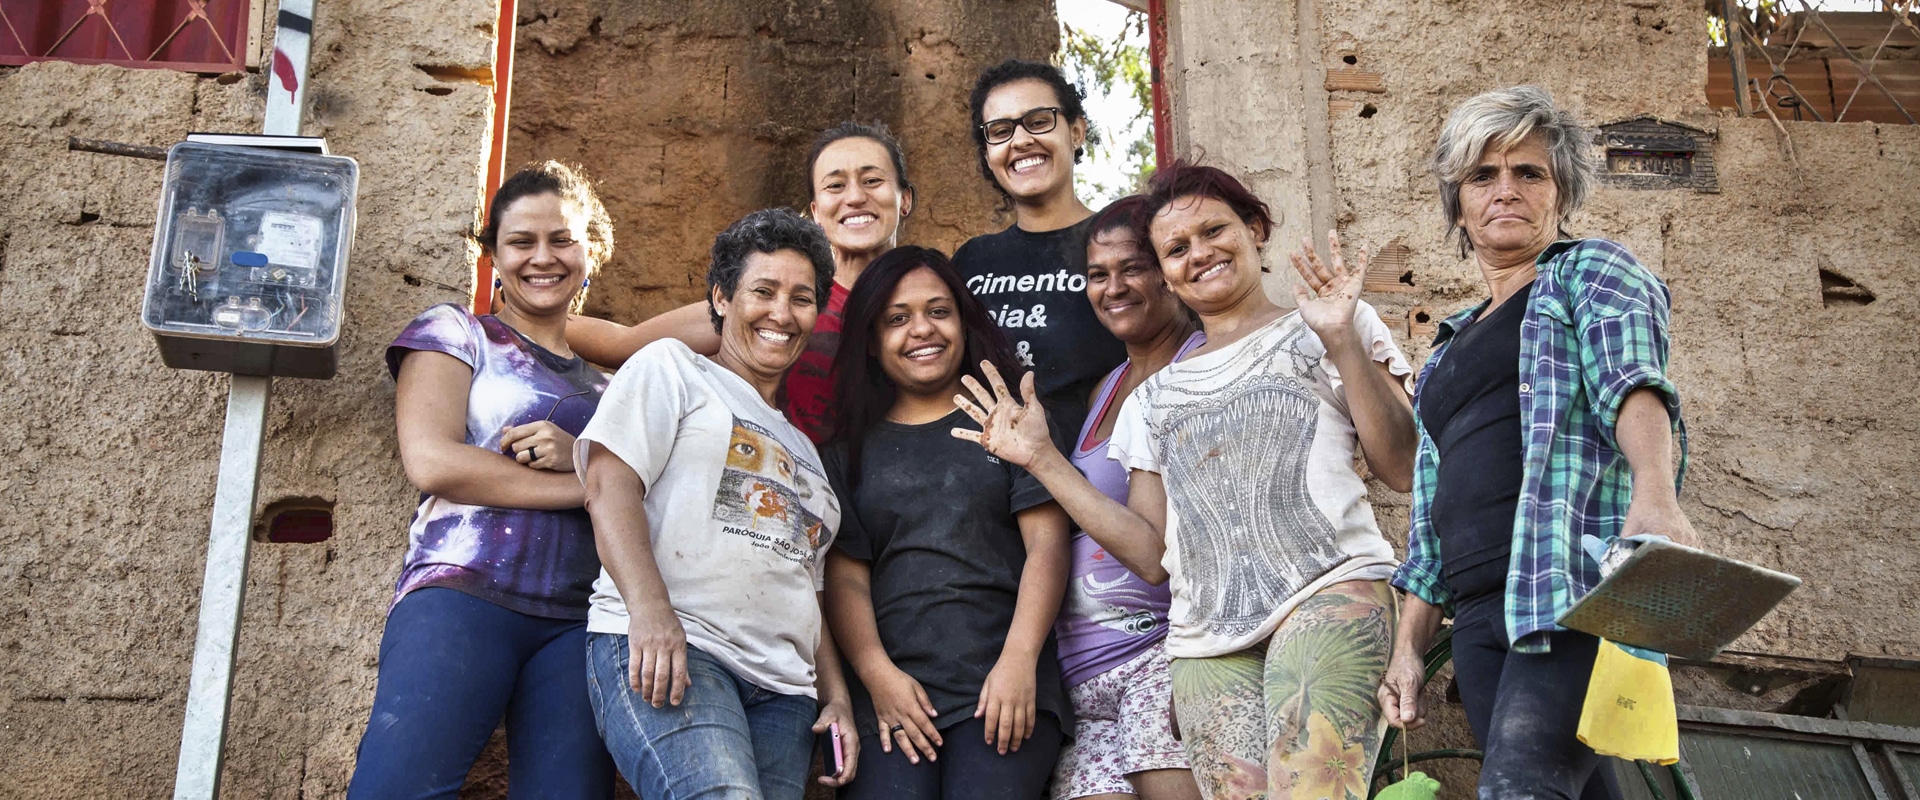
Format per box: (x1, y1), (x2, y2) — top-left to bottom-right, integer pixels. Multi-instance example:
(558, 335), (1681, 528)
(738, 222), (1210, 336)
(1108, 303), (1413, 659)
(576, 339), (841, 698)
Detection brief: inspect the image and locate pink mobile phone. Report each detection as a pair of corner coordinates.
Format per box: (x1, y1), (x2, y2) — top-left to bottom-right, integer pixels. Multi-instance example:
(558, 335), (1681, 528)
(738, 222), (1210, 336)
(829, 722), (846, 777)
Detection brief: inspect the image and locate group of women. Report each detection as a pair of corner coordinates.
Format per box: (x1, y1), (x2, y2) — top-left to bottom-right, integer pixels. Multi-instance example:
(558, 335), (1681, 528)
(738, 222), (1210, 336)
(349, 57), (1696, 800)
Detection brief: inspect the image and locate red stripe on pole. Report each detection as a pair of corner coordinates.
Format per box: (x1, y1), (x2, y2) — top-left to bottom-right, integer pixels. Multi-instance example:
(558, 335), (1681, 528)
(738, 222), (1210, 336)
(475, 0), (516, 314)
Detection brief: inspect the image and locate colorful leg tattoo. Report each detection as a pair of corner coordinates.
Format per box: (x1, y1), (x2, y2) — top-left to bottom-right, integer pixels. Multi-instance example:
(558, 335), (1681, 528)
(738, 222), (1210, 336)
(1265, 579), (1395, 800)
(1168, 579), (1396, 800)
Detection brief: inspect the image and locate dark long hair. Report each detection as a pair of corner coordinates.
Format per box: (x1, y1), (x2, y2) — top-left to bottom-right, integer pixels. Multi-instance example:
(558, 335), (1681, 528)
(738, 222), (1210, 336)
(829, 245), (1023, 493)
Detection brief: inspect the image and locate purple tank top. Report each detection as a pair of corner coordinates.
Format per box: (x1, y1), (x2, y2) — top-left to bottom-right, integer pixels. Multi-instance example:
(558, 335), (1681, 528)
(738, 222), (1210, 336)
(1054, 331), (1205, 686)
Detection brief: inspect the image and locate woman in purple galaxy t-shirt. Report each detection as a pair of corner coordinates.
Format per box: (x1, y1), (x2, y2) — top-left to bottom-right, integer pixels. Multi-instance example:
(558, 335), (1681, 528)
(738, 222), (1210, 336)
(1046, 197), (1202, 800)
(349, 162), (616, 799)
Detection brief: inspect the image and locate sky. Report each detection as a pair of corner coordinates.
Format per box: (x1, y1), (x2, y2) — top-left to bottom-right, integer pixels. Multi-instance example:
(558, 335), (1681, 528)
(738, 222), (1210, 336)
(1057, 0), (1153, 207)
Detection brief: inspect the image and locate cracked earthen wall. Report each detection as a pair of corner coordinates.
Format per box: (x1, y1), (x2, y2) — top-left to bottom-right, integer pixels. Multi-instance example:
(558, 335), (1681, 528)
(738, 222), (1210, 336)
(0, 1), (1056, 797)
(9, 0), (1911, 796)
(1170, 0), (1918, 793)
(505, 0), (1060, 325)
(0, 0), (501, 794)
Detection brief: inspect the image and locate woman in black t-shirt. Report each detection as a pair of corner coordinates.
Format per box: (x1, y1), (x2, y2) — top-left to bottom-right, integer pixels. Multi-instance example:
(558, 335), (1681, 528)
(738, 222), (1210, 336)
(954, 60), (1127, 424)
(821, 245), (1075, 800)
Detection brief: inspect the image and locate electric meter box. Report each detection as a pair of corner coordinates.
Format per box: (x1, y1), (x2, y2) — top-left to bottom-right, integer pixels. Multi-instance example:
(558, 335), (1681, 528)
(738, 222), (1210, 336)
(141, 141), (359, 379)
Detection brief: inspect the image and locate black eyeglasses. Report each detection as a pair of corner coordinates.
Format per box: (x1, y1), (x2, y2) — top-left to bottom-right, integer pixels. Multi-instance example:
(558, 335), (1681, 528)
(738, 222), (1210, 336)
(980, 107), (1062, 145)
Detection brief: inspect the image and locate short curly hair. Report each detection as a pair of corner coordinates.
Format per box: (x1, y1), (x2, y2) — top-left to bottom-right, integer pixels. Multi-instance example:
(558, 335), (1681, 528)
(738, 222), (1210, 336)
(705, 208), (837, 332)
(476, 160), (614, 314)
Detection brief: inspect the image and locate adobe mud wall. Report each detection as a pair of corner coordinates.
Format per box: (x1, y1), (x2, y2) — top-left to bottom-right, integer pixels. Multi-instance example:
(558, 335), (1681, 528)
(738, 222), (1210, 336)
(0, 1), (500, 796)
(506, 0), (1061, 325)
(0, 1), (1061, 797)
(1170, 0), (1918, 793)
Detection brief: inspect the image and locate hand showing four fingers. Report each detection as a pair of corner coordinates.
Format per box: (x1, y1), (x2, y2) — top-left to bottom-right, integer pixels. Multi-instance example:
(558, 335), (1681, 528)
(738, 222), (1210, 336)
(500, 420), (576, 472)
(950, 362), (1053, 470)
(1288, 230), (1368, 347)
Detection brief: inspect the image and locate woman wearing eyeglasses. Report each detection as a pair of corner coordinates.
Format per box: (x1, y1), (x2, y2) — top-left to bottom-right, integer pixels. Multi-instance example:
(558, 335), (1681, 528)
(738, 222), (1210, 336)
(956, 60), (1128, 426)
(350, 161), (615, 798)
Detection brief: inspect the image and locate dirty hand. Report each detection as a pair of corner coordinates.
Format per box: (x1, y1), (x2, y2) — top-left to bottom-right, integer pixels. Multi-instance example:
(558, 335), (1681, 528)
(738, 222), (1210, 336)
(501, 421), (577, 472)
(1289, 230), (1368, 347)
(951, 361), (1053, 469)
(868, 664), (943, 764)
(975, 654), (1038, 754)
(625, 598), (690, 708)
(1621, 490), (1700, 549)
(1377, 649), (1428, 730)
(812, 698), (861, 786)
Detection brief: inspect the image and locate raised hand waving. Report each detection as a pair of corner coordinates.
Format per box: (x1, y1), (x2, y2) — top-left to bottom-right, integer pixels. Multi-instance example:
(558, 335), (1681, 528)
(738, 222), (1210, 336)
(950, 361), (1052, 470)
(1288, 230), (1368, 342)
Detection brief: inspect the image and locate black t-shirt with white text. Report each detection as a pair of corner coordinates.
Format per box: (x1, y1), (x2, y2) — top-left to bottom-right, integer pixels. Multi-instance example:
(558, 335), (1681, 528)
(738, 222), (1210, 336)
(953, 219), (1127, 418)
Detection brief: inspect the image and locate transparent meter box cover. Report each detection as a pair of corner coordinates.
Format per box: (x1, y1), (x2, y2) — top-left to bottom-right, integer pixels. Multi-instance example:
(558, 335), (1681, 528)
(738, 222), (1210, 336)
(141, 142), (359, 378)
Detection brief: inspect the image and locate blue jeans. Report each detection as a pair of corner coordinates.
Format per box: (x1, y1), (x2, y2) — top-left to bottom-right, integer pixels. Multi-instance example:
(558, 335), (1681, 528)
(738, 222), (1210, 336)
(348, 588), (614, 800)
(586, 633), (817, 800)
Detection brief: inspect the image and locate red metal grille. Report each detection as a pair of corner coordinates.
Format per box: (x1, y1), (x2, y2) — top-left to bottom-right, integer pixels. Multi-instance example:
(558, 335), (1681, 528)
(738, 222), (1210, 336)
(0, 0), (250, 73)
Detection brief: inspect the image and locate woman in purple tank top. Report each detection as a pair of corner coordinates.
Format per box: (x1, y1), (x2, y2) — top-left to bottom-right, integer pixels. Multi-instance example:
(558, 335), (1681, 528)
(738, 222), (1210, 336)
(1046, 197), (1203, 800)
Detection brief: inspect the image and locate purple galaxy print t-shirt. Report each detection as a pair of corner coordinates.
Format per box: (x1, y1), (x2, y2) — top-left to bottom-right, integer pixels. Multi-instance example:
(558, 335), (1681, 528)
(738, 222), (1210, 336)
(1054, 332), (1203, 686)
(385, 303), (608, 620)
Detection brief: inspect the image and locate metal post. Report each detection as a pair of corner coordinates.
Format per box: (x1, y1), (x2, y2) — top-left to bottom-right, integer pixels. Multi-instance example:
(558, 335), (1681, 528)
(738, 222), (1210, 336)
(171, 1), (311, 796)
(171, 375), (272, 799)
(263, 0), (313, 137)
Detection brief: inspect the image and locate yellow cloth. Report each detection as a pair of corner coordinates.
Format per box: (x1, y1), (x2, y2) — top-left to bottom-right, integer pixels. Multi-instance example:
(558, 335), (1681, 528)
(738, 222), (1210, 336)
(1577, 638), (1679, 764)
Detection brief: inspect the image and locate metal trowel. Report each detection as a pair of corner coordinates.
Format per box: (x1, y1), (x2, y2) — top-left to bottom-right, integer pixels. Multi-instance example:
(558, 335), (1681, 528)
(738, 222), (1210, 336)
(1557, 536), (1801, 662)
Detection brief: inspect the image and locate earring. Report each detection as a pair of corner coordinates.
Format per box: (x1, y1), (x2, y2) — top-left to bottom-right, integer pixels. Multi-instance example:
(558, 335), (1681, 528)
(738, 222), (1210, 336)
(581, 278), (591, 289)
(493, 277), (502, 289)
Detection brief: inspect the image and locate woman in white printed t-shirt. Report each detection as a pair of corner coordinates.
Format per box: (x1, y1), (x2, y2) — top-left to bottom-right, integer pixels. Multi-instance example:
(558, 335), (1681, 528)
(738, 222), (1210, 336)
(576, 209), (858, 799)
(953, 161), (1419, 799)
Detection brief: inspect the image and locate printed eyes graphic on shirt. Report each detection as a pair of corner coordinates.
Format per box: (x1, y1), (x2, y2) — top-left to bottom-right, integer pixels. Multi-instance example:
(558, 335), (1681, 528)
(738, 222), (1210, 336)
(728, 425), (797, 482)
(714, 417), (830, 566)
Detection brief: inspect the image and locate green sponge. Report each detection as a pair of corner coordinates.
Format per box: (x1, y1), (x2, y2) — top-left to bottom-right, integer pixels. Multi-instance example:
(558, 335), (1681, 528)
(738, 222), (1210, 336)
(1374, 770), (1442, 800)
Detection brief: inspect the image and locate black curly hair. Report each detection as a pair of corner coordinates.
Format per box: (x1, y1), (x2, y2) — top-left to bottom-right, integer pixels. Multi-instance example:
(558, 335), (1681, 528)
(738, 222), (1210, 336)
(705, 208), (837, 332)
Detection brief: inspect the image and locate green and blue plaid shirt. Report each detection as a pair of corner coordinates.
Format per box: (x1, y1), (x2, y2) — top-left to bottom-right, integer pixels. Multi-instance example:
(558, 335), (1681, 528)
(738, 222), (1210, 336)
(1392, 239), (1686, 653)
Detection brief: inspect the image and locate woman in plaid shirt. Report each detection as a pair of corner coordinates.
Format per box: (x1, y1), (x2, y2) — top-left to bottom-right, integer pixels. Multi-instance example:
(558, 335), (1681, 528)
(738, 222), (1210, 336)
(1376, 86), (1701, 800)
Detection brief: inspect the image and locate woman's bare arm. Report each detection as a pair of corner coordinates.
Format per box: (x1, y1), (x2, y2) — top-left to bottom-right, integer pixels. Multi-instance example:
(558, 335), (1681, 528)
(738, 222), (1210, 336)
(1020, 447), (1170, 583)
(394, 349), (585, 509)
(955, 366), (1170, 582)
(568, 301), (721, 369)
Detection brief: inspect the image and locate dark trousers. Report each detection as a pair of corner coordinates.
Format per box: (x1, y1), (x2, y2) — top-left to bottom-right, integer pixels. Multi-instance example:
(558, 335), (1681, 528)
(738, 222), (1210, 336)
(348, 588), (614, 800)
(1450, 592), (1623, 800)
(839, 714), (1065, 800)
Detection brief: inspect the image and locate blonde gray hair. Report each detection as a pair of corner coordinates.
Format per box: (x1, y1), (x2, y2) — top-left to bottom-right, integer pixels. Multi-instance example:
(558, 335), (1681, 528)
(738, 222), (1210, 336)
(1432, 85), (1593, 257)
